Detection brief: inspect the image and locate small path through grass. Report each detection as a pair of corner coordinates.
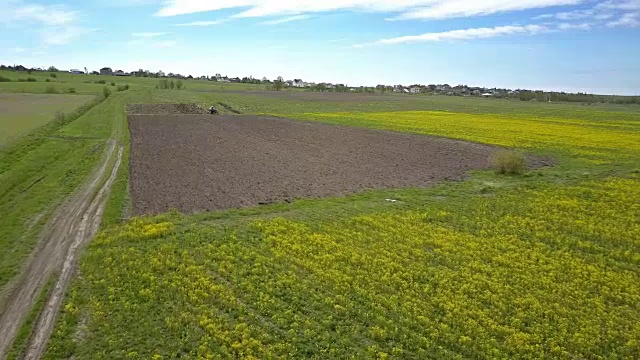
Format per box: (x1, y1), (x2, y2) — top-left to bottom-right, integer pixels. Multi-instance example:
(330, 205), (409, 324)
(0, 139), (123, 359)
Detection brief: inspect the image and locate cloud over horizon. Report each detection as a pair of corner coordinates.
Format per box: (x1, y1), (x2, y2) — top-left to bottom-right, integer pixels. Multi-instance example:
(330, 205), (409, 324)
(354, 25), (548, 47)
(154, 0), (585, 19)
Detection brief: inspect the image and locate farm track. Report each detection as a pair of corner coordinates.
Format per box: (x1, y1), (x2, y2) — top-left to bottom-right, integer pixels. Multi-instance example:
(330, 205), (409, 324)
(0, 139), (123, 360)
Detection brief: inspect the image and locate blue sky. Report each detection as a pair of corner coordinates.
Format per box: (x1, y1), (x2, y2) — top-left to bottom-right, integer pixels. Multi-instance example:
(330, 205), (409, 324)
(1, 0), (639, 94)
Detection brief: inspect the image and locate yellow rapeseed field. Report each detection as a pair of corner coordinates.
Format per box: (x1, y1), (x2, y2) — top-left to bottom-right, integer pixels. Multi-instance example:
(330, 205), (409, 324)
(45, 110), (640, 359)
(293, 111), (640, 162)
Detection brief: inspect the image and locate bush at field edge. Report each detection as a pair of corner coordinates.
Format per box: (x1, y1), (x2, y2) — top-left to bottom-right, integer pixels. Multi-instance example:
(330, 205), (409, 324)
(491, 150), (526, 175)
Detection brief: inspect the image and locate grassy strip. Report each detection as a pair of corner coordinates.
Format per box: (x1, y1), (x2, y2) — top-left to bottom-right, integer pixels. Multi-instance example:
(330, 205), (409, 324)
(0, 93), (121, 290)
(5, 275), (56, 360)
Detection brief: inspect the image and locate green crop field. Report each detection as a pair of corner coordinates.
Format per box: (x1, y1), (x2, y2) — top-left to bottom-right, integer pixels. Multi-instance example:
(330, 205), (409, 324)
(0, 93), (94, 145)
(1, 70), (639, 359)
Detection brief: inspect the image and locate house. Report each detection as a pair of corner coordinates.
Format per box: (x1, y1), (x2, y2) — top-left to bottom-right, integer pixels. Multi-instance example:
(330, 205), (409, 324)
(69, 69), (84, 74)
(100, 67), (113, 76)
(114, 70), (126, 76)
(434, 84), (452, 93)
(409, 87), (421, 94)
(293, 79), (306, 88)
(481, 93), (494, 97)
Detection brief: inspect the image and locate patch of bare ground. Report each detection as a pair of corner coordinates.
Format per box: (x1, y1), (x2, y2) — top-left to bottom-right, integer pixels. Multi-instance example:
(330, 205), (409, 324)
(129, 115), (550, 215)
(126, 103), (205, 115)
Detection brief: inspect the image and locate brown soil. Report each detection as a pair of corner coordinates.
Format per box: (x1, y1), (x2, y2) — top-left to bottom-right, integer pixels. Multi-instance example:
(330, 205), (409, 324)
(129, 115), (548, 215)
(127, 103), (206, 115)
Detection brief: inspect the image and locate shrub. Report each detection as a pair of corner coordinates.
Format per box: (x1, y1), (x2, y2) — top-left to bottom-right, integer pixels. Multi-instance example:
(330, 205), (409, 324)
(18, 78), (27, 82)
(0, 76), (11, 82)
(491, 150), (526, 175)
(45, 78), (51, 82)
(27, 77), (37, 82)
(95, 80), (106, 84)
(45, 86), (58, 94)
(116, 84), (129, 92)
(157, 79), (170, 89)
(176, 80), (184, 90)
(111, 82), (116, 86)
(50, 73), (57, 78)
(103, 87), (112, 98)
(66, 87), (76, 94)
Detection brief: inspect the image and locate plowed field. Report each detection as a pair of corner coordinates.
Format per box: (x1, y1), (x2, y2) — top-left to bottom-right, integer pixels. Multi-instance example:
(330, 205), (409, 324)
(129, 115), (545, 215)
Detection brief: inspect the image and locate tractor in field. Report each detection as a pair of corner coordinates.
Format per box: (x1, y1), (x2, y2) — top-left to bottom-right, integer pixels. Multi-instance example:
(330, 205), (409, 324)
(208, 105), (218, 115)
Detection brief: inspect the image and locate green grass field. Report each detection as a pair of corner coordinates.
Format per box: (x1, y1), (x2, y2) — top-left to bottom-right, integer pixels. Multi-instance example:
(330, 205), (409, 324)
(1, 70), (639, 359)
(0, 93), (93, 144)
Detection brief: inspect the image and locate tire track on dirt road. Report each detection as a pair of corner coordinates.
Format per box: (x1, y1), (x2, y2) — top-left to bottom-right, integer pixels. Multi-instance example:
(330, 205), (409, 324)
(0, 139), (123, 360)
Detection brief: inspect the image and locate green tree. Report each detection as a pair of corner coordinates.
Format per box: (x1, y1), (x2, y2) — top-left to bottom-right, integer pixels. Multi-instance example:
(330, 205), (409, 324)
(273, 76), (284, 91)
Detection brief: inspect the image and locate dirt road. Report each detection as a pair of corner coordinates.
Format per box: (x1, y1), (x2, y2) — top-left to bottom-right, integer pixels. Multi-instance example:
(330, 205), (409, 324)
(0, 139), (123, 359)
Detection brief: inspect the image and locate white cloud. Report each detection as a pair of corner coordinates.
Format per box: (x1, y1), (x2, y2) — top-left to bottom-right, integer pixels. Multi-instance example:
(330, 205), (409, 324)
(41, 26), (94, 45)
(10, 47), (26, 53)
(13, 4), (77, 25)
(103, 0), (162, 6)
(594, 12), (615, 19)
(534, 1), (639, 27)
(535, 8), (595, 20)
(607, 11), (640, 26)
(132, 32), (168, 38)
(260, 15), (311, 25)
(2, 2), (92, 46)
(598, 0), (640, 10)
(174, 20), (225, 27)
(354, 25), (548, 47)
(155, 0), (585, 19)
(393, 0), (584, 20)
(558, 22), (592, 29)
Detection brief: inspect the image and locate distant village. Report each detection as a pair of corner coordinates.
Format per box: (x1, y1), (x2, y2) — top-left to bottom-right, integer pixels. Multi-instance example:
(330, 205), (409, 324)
(93, 66), (526, 98)
(2, 64), (638, 104)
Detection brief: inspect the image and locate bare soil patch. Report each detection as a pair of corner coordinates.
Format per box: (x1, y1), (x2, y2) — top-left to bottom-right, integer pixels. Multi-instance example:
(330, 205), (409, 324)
(129, 115), (550, 215)
(127, 103), (206, 115)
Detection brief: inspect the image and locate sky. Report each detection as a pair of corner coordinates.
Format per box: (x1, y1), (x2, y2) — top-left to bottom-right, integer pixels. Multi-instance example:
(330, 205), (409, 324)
(1, 0), (639, 94)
